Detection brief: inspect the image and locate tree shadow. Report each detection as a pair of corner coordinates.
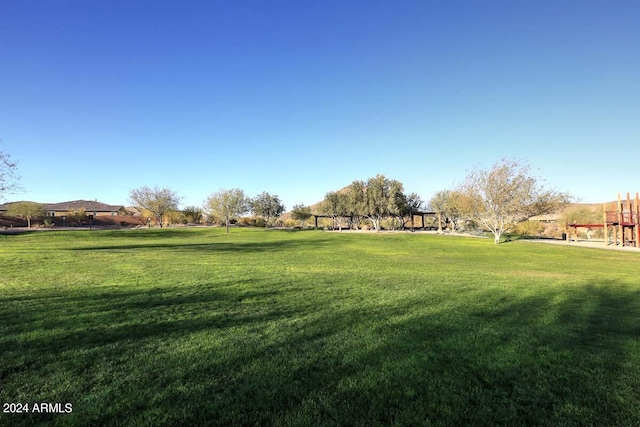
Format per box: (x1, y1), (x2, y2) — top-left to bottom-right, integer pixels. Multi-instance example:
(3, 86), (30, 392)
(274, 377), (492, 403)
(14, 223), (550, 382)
(158, 281), (640, 425)
(4, 280), (640, 425)
(303, 282), (640, 425)
(70, 238), (333, 253)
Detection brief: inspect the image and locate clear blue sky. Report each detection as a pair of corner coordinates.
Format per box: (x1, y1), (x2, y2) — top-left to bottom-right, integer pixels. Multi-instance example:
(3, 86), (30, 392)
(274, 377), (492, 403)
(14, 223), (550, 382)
(2, 0), (639, 209)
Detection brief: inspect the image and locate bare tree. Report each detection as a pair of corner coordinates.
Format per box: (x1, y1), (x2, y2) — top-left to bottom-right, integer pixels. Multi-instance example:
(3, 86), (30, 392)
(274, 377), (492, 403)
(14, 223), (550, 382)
(458, 158), (571, 244)
(204, 188), (249, 233)
(129, 186), (181, 228)
(0, 147), (19, 201)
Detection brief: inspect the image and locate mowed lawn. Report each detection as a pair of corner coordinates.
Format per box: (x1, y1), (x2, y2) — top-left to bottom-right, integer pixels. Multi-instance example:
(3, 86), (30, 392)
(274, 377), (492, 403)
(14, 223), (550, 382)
(1, 228), (640, 426)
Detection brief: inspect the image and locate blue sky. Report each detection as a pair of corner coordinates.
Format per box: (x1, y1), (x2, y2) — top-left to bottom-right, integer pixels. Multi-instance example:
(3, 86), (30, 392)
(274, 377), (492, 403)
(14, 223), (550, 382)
(1, 0), (639, 209)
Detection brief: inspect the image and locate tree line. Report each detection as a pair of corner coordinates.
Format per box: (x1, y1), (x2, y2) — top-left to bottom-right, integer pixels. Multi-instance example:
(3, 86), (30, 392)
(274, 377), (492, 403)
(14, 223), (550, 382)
(2, 143), (571, 243)
(315, 159), (570, 243)
(129, 187), (286, 233)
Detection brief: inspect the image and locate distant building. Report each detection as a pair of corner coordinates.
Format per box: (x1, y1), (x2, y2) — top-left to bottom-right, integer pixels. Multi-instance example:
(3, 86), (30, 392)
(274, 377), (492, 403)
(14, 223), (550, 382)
(528, 213), (560, 223)
(0, 200), (124, 217)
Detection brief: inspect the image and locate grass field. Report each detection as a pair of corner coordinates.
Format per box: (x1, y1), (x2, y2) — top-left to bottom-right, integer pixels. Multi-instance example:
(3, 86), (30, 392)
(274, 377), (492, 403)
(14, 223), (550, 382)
(1, 228), (640, 426)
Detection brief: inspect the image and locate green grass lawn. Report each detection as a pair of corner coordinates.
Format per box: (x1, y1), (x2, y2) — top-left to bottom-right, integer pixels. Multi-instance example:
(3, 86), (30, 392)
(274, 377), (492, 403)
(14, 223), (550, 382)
(1, 228), (640, 426)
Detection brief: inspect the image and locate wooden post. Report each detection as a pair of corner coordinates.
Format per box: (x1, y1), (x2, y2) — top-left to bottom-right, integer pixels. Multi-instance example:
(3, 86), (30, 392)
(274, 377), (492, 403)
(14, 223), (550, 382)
(612, 200), (617, 246)
(622, 192), (635, 246)
(603, 203), (608, 246)
(617, 193), (622, 245)
(612, 201), (618, 246)
(636, 193), (640, 248)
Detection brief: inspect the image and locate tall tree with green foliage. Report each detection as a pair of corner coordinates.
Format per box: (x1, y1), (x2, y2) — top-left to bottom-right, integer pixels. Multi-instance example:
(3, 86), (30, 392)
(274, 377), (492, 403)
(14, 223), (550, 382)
(390, 191), (423, 230)
(204, 188), (249, 233)
(250, 192), (285, 226)
(458, 158), (571, 244)
(129, 186), (181, 228)
(321, 191), (348, 231)
(344, 180), (367, 229)
(362, 174), (405, 231)
(325, 176), (416, 231)
(6, 201), (45, 228)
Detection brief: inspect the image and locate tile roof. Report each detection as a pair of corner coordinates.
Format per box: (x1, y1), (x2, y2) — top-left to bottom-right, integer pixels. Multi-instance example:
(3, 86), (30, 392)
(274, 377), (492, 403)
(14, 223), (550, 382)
(44, 200), (124, 212)
(0, 200), (124, 212)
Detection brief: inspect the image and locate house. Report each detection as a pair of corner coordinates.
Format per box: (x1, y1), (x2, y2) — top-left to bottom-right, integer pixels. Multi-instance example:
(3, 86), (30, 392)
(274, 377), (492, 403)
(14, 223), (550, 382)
(0, 200), (125, 217)
(529, 213), (561, 223)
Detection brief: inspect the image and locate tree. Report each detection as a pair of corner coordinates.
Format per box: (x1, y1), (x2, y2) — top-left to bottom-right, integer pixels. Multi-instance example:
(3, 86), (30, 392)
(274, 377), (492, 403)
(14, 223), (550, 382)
(428, 190), (450, 233)
(391, 191), (423, 230)
(458, 158), (571, 244)
(0, 148), (19, 201)
(559, 205), (602, 239)
(250, 192), (285, 226)
(290, 204), (312, 228)
(429, 190), (469, 232)
(560, 205), (601, 226)
(362, 174), (405, 231)
(322, 175), (416, 231)
(129, 186), (181, 228)
(182, 206), (204, 224)
(204, 188), (249, 233)
(344, 180), (367, 229)
(69, 208), (87, 226)
(6, 201), (45, 228)
(321, 191), (349, 231)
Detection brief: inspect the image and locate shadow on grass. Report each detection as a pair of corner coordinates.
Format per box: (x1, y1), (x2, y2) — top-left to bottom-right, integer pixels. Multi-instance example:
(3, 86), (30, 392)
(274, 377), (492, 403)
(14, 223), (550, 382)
(71, 238), (334, 253)
(3, 281), (640, 425)
(1, 284), (301, 352)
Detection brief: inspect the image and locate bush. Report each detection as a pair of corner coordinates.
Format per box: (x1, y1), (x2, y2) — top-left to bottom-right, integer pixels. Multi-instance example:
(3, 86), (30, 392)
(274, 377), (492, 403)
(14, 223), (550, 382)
(237, 217), (266, 228)
(284, 218), (298, 228)
(514, 220), (544, 237)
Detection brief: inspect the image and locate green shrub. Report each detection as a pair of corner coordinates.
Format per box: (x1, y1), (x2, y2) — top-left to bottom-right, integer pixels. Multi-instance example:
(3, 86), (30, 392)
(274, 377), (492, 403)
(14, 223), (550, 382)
(514, 220), (544, 236)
